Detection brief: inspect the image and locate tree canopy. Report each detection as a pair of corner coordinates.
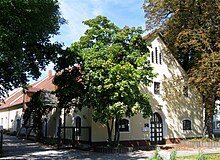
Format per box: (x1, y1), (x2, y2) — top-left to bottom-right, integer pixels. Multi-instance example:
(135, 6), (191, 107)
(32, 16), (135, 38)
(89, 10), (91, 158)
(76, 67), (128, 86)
(143, 0), (219, 70)
(143, 0), (220, 137)
(54, 15), (156, 146)
(53, 65), (84, 111)
(0, 0), (65, 98)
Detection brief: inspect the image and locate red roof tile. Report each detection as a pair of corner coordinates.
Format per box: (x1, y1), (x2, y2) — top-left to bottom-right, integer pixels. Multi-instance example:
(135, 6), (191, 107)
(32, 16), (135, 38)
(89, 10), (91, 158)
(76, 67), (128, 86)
(0, 70), (56, 110)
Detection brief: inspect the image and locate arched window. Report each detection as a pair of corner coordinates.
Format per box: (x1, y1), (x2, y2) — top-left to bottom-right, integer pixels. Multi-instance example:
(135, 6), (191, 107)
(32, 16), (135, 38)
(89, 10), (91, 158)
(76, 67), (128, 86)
(119, 118), (130, 132)
(182, 119), (192, 130)
(75, 116), (81, 136)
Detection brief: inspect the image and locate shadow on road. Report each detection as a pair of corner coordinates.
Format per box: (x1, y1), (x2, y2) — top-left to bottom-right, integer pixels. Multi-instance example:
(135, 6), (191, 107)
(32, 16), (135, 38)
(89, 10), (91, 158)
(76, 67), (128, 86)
(0, 135), (151, 160)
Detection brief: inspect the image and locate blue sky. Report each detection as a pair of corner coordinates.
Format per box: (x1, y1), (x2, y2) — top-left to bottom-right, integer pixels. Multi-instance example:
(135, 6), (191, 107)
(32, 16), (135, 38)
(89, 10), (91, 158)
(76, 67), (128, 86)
(39, 0), (147, 80)
(54, 0), (147, 47)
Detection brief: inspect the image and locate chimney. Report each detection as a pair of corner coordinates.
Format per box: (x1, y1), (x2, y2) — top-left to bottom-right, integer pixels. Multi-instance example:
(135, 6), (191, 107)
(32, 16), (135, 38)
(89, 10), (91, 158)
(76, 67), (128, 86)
(48, 70), (52, 78)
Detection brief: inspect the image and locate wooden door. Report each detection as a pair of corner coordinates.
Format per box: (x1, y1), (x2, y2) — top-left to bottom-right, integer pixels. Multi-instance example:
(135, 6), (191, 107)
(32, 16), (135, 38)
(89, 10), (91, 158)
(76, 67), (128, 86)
(150, 113), (164, 145)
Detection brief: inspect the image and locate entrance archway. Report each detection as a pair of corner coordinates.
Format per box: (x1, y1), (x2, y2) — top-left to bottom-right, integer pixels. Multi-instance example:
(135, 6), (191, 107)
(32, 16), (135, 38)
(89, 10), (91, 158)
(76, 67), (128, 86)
(150, 112), (164, 145)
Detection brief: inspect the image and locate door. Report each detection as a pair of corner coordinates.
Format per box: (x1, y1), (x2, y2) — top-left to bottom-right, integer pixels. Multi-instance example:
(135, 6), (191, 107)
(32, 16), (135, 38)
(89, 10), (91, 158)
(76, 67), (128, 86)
(150, 112), (164, 145)
(75, 116), (81, 136)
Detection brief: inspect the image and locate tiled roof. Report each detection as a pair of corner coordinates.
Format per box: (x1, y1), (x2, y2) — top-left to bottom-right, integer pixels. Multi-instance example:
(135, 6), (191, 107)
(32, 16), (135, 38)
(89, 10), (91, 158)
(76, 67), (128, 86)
(143, 29), (162, 42)
(0, 70), (55, 110)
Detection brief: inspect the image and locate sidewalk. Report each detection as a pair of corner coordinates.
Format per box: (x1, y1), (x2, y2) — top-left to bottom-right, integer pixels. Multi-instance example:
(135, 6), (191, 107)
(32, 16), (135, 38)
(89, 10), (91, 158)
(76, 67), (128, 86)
(0, 135), (220, 159)
(158, 145), (220, 160)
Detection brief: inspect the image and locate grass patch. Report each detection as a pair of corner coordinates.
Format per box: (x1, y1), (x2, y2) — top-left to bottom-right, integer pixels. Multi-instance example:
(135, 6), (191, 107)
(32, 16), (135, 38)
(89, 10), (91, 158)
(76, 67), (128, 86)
(177, 153), (220, 160)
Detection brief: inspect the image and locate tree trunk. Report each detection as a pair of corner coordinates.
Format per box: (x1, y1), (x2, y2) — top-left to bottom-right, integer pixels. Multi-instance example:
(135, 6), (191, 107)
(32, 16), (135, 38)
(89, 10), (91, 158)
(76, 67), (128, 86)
(113, 118), (120, 147)
(205, 111), (214, 139)
(203, 94), (216, 139)
(106, 118), (120, 147)
(106, 119), (114, 146)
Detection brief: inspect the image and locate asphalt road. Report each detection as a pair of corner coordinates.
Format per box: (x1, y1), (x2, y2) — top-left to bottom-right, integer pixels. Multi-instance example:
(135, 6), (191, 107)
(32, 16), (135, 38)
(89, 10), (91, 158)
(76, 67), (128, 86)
(1, 135), (220, 160)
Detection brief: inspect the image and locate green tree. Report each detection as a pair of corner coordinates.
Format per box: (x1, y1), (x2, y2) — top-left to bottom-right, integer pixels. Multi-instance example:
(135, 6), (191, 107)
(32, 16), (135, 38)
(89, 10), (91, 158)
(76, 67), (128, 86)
(53, 64), (84, 112)
(23, 90), (57, 139)
(61, 15), (156, 147)
(143, 0), (219, 70)
(189, 52), (220, 136)
(143, 0), (220, 137)
(0, 0), (65, 98)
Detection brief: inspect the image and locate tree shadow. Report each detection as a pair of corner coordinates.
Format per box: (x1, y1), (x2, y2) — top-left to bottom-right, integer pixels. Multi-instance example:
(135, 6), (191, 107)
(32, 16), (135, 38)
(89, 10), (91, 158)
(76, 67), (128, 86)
(140, 36), (203, 145)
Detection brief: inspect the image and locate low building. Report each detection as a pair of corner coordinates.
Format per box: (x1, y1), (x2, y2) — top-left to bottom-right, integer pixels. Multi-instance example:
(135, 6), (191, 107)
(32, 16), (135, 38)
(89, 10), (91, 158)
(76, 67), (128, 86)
(0, 70), (57, 134)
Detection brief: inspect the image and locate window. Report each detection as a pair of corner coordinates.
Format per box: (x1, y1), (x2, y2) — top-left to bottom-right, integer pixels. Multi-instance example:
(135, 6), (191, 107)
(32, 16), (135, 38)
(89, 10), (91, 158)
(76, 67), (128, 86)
(183, 84), (189, 97)
(218, 106), (220, 114)
(75, 116), (81, 136)
(151, 51), (154, 63)
(159, 52), (162, 64)
(154, 82), (160, 95)
(155, 47), (158, 64)
(183, 120), (192, 130)
(119, 119), (129, 132)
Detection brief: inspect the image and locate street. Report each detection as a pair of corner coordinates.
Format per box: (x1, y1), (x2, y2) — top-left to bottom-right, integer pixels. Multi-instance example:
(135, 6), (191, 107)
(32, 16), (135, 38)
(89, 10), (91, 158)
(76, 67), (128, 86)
(1, 135), (220, 160)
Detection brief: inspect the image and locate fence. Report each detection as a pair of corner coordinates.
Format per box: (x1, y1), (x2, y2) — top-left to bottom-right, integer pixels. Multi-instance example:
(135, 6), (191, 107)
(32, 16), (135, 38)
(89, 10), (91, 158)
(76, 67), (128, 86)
(181, 140), (220, 147)
(57, 126), (91, 149)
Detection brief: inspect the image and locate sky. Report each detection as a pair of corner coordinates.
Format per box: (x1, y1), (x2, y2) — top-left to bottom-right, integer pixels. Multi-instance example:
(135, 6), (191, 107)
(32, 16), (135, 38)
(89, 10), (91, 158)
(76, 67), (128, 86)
(39, 0), (147, 80)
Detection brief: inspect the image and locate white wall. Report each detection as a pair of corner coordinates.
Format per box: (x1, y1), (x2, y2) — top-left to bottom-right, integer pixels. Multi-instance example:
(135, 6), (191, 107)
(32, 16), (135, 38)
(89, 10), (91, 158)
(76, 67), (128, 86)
(0, 107), (23, 132)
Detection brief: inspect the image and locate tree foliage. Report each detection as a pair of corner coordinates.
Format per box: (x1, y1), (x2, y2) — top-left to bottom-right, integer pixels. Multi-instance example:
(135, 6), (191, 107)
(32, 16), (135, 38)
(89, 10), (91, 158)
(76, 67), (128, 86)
(23, 90), (57, 139)
(189, 52), (220, 114)
(144, 0), (219, 70)
(0, 0), (65, 98)
(143, 0), (220, 137)
(54, 16), (156, 146)
(53, 65), (84, 111)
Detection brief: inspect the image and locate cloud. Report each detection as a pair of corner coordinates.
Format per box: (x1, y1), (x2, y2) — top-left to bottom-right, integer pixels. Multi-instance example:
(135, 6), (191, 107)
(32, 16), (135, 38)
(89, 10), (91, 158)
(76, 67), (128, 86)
(56, 1), (90, 46)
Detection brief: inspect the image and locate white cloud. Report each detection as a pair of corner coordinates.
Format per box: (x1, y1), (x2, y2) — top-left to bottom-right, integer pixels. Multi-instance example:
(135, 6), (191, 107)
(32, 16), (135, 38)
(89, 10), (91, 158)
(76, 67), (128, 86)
(58, 1), (89, 45)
